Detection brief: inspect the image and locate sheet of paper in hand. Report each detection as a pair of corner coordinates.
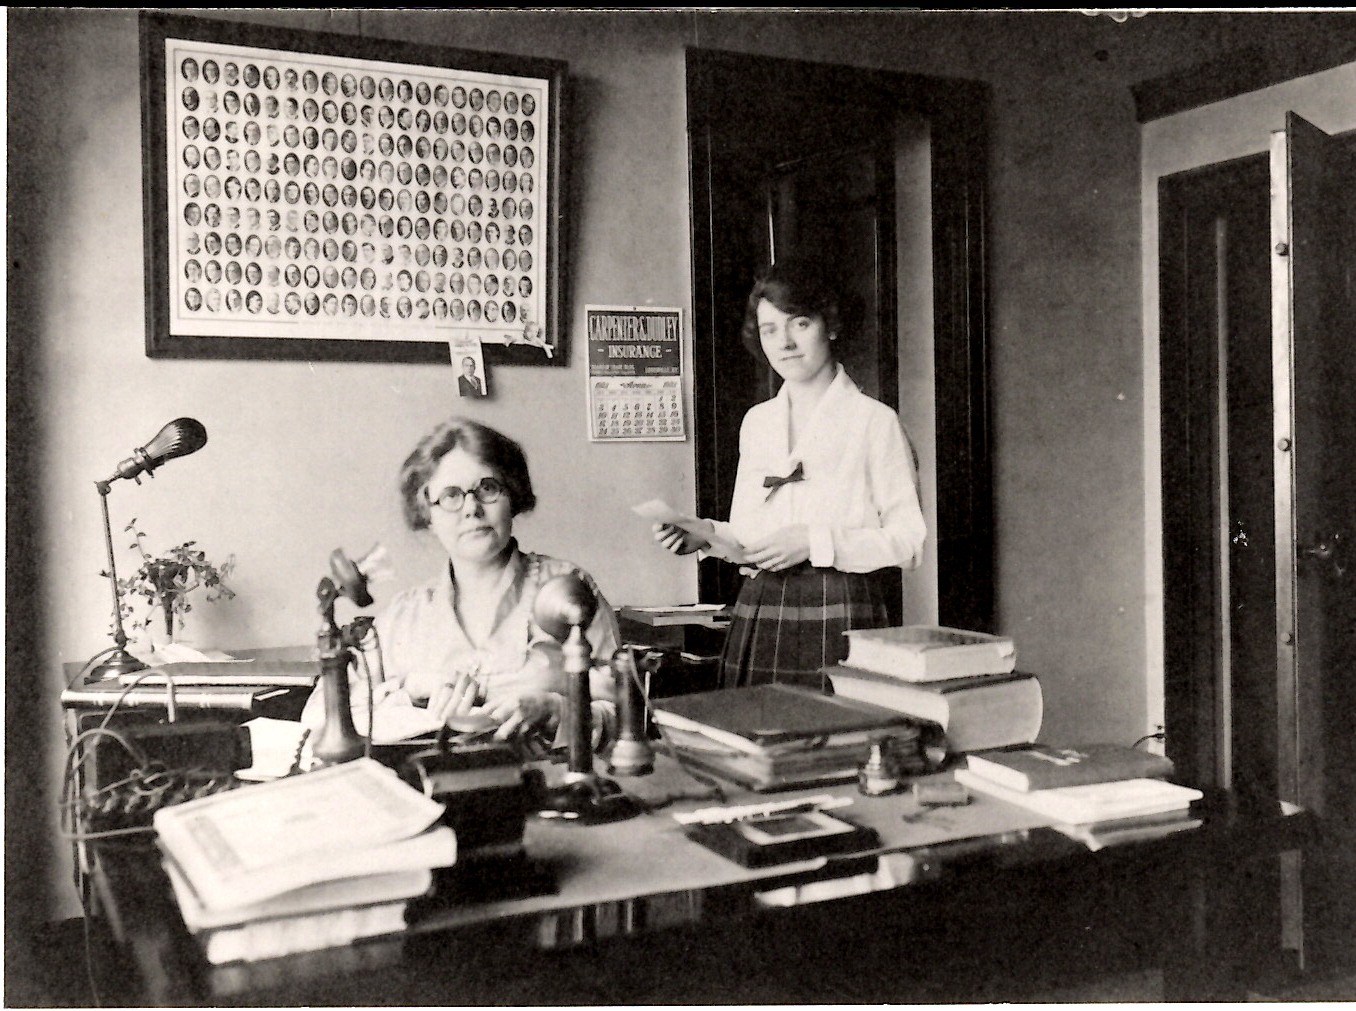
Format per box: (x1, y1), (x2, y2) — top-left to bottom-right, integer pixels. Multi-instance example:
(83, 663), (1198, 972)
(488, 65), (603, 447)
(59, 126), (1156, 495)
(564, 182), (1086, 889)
(632, 499), (748, 564)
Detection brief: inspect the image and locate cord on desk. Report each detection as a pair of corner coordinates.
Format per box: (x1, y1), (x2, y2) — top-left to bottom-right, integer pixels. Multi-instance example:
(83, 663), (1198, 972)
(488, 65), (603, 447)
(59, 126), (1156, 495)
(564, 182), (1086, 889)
(1131, 731), (1166, 750)
(67, 646), (119, 688)
(627, 786), (727, 814)
(59, 721), (239, 841)
(620, 646), (728, 805)
(81, 893), (102, 1009)
(58, 726), (156, 842)
(354, 625), (381, 762)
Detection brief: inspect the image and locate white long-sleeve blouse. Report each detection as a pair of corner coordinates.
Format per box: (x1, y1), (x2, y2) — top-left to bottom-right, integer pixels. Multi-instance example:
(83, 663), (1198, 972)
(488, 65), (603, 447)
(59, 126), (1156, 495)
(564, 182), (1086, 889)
(709, 364), (926, 574)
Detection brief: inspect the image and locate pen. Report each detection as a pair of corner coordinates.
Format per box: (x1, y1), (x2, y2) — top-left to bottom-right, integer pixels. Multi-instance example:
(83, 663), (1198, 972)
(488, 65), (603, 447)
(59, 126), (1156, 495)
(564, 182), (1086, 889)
(676, 794), (852, 826)
(744, 801), (823, 822)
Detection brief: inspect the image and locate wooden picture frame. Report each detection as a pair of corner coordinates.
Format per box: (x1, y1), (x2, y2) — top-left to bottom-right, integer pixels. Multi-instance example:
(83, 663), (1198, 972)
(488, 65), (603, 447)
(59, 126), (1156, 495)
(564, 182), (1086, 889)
(140, 12), (568, 364)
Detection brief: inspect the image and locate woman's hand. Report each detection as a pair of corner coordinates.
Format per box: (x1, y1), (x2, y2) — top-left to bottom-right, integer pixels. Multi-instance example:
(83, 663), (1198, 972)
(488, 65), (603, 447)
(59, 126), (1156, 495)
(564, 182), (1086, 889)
(368, 678), (408, 706)
(487, 691), (564, 742)
(652, 521), (711, 556)
(427, 672), (487, 728)
(744, 524), (812, 571)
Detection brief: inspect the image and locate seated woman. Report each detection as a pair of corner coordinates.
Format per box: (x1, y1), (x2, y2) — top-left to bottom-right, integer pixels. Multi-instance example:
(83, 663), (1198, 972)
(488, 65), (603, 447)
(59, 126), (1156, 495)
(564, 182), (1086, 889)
(303, 417), (619, 750)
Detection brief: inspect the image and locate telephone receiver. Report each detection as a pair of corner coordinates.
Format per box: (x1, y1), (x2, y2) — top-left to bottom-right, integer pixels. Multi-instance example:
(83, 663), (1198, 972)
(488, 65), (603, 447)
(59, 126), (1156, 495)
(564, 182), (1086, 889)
(329, 548), (374, 608)
(328, 544), (394, 609)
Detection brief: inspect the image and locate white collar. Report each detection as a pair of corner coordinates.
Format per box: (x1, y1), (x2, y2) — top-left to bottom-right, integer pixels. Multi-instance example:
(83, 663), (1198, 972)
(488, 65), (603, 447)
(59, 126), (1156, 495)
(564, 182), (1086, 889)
(769, 363), (859, 463)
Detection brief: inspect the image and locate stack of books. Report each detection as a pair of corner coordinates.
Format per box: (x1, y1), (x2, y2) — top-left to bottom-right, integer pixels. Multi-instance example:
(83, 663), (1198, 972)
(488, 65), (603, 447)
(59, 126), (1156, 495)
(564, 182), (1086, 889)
(953, 743), (1204, 850)
(652, 684), (924, 792)
(825, 625), (1042, 753)
(155, 758), (457, 964)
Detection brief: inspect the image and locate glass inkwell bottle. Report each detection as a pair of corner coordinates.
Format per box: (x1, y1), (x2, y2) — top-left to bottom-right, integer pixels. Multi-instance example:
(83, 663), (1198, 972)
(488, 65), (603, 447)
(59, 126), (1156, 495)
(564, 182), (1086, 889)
(858, 737), (903, 797)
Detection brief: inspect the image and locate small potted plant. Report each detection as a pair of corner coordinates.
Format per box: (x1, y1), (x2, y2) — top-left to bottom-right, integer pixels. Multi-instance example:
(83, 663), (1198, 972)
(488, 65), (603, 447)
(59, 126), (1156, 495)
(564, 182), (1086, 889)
(110, 519), (237, 647)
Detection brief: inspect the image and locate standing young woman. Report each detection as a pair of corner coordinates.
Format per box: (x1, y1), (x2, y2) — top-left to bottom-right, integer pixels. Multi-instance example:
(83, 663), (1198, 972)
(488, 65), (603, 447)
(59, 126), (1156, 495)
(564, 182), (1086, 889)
(653, 258), (926, 690)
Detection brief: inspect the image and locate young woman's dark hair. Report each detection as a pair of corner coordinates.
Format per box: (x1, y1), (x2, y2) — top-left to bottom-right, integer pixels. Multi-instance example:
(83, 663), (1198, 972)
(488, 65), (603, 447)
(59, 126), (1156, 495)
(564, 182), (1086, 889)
(739, 257), (843, 359)
(398, 417), (536, 529)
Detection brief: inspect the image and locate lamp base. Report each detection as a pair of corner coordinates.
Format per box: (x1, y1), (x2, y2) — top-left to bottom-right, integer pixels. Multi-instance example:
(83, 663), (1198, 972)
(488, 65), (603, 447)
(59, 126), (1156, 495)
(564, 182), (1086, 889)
(535, 771), (641, 824)
(86, 647), (148, 684)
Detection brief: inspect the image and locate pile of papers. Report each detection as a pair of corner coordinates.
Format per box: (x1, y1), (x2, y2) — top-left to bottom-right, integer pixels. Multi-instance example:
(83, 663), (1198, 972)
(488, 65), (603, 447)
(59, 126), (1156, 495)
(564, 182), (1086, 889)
(155, 758), (456, 963)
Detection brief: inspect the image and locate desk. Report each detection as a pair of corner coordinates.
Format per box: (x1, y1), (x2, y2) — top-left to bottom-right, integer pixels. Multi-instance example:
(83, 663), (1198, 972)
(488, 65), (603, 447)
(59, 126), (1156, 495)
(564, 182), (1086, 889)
(83, 754), (1312, 1006)
(60, 647), (315, 912)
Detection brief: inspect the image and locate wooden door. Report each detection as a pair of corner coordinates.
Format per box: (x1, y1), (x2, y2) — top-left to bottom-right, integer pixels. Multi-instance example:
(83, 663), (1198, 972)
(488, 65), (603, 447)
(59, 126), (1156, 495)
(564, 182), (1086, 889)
(1269, 111), (1356, 970)
(1159, 154), (1279, 803)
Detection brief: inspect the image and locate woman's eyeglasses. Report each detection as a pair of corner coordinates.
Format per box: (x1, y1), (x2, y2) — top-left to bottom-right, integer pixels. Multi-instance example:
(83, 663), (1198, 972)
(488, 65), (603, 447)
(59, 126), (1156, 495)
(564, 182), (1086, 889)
(425, 476), (505, 512)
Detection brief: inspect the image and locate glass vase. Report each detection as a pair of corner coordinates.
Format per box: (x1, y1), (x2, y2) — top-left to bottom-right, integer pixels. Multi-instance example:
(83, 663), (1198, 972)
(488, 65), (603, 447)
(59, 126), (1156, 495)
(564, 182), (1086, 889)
(146, 598), (185, 657)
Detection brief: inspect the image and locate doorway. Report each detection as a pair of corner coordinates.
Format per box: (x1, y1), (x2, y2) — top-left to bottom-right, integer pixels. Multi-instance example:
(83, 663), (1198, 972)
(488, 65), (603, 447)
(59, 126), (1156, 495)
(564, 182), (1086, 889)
(1160, 153), (1277, 802)
(1159, 122), (1356, 976)
(1160, 154), (1285, 981)
(686, 48), (993, 630)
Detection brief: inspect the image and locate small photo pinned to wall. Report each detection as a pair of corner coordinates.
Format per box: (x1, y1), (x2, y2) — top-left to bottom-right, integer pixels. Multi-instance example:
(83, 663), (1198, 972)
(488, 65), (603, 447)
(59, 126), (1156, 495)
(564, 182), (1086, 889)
(450, 332), (488, 398)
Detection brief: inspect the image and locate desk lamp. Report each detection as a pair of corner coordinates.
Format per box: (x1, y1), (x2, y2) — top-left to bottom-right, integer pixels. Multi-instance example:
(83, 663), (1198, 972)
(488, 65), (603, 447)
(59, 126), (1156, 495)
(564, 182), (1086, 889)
(311, 546), (388, 767)
(532, 574), (639, 823)
(88, 418), (208, 683)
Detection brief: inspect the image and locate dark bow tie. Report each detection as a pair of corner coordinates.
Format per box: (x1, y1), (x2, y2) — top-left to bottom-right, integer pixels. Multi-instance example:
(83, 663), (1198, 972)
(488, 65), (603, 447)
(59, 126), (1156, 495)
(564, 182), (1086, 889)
(763, 462), (805, 491)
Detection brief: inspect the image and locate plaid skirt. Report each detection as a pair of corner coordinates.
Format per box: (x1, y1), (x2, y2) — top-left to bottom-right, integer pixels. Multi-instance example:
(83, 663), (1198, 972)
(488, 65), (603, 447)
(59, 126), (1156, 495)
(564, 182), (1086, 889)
(719, 566), (890, 692)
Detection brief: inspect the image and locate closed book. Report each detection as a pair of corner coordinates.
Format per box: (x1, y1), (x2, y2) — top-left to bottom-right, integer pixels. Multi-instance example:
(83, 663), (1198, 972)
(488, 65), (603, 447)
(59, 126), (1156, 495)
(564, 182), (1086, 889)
(842, 625), (1017, 681)
(200, 901), (410, 965)
(964, 742), (1173, 792)
(61, 680), (302, 714)
(672, 747), (866, 792)
(164, 857), (431, 932)
(828, 667), (1042, 753)
(953, 769), (1202, 824)
(118, 660), (320, 688)
(653, 684), (917, 753)
(1049, 809), (1204, 852)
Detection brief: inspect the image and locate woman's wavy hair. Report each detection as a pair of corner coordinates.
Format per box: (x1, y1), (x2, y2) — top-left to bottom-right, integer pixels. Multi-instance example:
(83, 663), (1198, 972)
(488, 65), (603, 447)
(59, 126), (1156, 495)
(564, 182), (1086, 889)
(398, 417), (536, 530)
(739, 257), (843, 360)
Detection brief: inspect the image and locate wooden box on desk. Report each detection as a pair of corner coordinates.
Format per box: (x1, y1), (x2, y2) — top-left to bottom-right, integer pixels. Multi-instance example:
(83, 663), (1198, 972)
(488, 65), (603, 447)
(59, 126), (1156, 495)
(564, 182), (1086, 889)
(618, 605), (728, 698)
(60, 646), (316, 790)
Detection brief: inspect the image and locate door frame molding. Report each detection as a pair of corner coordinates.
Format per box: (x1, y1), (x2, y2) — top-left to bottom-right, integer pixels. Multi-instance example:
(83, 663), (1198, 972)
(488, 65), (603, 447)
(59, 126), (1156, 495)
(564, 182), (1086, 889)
(686, 48), (994, 631)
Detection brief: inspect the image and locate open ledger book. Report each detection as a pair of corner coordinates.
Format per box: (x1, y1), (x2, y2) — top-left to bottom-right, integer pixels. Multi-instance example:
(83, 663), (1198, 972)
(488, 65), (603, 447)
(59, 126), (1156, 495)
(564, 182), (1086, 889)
(154, 758), (454, 912)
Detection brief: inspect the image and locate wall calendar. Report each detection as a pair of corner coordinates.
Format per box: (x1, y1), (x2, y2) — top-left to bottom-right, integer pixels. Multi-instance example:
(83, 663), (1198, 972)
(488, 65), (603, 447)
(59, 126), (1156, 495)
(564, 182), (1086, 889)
(585, 306), (686, 443)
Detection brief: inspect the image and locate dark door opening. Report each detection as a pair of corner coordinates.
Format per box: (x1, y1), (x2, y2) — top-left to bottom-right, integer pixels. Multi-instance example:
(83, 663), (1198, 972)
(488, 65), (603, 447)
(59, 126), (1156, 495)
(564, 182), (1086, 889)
(1160, 152), (1286, 985)
(1160, 152), (1277, 801)
(686, 48), (993, 631)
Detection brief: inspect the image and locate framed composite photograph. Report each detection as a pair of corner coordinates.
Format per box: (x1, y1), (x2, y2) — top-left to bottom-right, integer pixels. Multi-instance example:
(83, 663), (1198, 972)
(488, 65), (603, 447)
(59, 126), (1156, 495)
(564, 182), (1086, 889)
(140, 12), (568, 364)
